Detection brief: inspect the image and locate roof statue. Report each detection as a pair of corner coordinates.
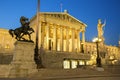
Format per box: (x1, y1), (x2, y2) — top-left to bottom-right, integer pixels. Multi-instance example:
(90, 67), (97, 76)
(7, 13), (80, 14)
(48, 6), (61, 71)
(97, 19), (106, 40)
(9, 16), (34, 42)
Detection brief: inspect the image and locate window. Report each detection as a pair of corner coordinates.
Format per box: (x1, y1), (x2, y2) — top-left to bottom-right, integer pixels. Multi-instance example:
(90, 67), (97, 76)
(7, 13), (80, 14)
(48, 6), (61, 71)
(71, 60), (77, 69)
(63, 60), (70, 69)
(79, 60), (85, 65)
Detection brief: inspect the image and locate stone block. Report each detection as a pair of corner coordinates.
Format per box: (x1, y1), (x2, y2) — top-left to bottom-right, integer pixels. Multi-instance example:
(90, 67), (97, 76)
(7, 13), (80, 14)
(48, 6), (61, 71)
(9, 41), (37, 78)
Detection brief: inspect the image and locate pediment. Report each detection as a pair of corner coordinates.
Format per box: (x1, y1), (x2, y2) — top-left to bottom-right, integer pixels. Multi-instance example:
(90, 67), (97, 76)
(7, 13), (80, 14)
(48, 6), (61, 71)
(40, 12), (86, 27)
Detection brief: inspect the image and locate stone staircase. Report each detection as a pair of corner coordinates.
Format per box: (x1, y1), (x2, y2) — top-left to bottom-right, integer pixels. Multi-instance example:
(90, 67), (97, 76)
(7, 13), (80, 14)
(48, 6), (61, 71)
(28, 68), (112, 80)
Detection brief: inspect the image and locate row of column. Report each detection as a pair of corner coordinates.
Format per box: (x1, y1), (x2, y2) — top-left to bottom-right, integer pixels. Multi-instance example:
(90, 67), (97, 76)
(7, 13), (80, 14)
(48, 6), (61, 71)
(39, 22), (85, 53)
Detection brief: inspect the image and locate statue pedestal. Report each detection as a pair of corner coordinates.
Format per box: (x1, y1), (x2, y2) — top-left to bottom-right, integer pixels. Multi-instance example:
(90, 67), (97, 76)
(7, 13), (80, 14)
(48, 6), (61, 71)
(9, 41), (37, 78)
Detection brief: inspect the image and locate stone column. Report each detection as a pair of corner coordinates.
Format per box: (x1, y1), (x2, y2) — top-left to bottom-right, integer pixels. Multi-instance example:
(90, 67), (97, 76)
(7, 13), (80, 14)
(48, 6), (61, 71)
(60, 26), (63, 51)
(39, 22), (42, 48)
(41, 22), (45, 47)
(62, 27), (65, 51)
(53, 24), (56, 51)
(72, 28), (75, 52)
(82, 30), (85, 53)
(56, 27), (58, 51)
(82, 31), (85, 43)
(66, 27), (69, 52)
(46, 23), (49, 50)
(77, 30), (80, 52)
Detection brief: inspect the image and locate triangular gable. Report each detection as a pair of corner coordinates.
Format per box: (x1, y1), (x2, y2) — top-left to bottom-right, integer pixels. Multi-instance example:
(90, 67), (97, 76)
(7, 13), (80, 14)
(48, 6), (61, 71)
(40, 12), (87, 27)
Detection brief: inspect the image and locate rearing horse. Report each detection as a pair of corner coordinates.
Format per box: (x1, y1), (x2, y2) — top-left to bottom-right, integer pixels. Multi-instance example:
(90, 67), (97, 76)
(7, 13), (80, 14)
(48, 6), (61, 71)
(9, 16), (34, 41)
(9, 27), (34, 41)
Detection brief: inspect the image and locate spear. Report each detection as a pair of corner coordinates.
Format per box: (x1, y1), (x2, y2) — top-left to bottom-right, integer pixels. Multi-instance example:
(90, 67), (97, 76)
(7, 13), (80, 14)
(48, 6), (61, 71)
(103, 19), (106, 31)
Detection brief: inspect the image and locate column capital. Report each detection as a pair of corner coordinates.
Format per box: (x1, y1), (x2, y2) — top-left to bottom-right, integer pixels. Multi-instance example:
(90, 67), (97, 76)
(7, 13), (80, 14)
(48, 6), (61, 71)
(82, 30), (85, 33)
(41, 21), (47, 26)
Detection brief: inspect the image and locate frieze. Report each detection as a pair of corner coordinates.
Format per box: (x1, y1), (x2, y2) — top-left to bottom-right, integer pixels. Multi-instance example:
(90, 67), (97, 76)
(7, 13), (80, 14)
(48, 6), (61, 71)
(42, 13), (85, 26)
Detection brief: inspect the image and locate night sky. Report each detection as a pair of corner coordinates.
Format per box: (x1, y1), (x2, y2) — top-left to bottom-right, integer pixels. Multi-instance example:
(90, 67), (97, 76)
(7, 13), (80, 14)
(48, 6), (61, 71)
(0, 0), (120, 46)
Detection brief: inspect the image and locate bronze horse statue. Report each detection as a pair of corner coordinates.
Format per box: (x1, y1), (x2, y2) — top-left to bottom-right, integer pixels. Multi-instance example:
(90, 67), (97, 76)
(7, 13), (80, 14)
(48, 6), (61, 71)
(9, 27), (34, 41)
(9, 16), (34, 41)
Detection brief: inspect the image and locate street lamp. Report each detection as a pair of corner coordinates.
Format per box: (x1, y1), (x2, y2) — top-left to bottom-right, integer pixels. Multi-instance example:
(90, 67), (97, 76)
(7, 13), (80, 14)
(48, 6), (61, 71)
(93, 37), (102, 67)
(34, 0), (42, 68)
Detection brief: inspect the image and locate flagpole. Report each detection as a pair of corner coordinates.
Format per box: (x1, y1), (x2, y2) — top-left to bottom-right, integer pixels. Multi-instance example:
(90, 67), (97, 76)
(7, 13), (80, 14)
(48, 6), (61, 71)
(60, 3), (63, 12)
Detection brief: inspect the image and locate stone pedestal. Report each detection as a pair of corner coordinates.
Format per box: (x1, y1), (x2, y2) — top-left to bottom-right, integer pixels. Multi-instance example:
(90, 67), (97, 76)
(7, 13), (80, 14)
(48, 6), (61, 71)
(9, 41), (37, 78)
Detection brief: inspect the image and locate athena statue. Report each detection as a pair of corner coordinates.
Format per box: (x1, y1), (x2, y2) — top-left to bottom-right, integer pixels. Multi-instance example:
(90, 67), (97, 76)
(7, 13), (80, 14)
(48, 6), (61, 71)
(97, 19), (106, 38)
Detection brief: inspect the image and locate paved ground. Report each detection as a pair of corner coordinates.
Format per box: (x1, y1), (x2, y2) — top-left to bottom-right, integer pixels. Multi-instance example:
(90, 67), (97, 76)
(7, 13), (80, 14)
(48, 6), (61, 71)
(0, 78), (27, 80)
(0, 66), (120, 80)
(28, 75), (120, 80)
(1, 76), (120, 80)
(28, 66), (120, 80)
(55, 77), (120, 80)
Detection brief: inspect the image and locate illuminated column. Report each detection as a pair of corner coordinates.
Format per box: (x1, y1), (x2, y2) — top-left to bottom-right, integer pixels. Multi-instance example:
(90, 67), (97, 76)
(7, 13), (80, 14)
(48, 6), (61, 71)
(41, 22), (45, 47)
(46, 23), (49, 50)
(53, 24), (56, 51)
(60, 26), (63, 51)
(82, 30), (85, 53)
(38, 22), (41, 48)
(82, 31), (85, 43)
(77, 30), (80, 52)
(63, 27), (65, 51)
(72, 28), (75, 52)
(56, 27), (59, 51)
(66, 27), (69, 52)
(41, 22), (43, 46)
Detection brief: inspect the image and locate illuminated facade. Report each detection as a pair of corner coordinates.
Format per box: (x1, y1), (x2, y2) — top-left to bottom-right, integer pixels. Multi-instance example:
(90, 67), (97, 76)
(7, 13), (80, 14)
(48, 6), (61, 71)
(30, 11), (90, 68)
(0, 28), (15, 54)
(0, 11), (120, 68)
(30, 11), (86, 52)
(84, 42), (120, 65)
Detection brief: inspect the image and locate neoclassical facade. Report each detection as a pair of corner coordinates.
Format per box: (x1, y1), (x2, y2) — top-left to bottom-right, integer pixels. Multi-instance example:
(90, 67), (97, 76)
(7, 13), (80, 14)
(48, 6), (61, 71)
(84, 41), (120, 65)
(30, 11), (86, 52)
(29, 11), (90, 68)
(0, 11), (120, 69)
(0, 28), (15, 54)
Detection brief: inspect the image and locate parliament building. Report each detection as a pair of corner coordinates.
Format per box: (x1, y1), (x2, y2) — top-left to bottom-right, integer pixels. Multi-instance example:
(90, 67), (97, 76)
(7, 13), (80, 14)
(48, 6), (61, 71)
(0, 11), (120, 69)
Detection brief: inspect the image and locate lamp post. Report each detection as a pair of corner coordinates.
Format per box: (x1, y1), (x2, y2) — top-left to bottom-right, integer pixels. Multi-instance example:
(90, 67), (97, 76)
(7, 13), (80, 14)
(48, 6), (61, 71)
(34, 0), (41, 68)
(93, 37), (102, 67)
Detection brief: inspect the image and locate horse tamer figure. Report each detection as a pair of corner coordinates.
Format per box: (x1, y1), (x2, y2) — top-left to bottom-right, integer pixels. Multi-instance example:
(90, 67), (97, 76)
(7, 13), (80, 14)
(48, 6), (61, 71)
(9, 16), (34, 41)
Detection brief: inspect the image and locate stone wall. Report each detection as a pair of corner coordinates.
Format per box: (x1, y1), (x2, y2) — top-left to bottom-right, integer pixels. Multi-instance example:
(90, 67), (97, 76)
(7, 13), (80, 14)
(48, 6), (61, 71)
(0, 28), (15, 54)
(40, 51), (90, 68)
(0, 53), (13, 64)
(0, 65), (11, 78)
(0, 50), (13, 78)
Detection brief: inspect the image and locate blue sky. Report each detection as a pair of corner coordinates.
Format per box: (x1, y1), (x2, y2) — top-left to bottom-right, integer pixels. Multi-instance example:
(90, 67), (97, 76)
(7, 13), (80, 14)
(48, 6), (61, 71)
(0, 0), (120, 46)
